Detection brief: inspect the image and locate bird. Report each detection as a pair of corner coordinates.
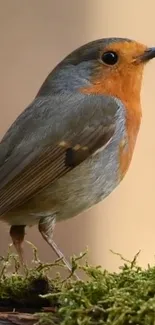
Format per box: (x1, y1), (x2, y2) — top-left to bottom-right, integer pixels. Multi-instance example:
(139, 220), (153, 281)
(0, 37), (154, 273)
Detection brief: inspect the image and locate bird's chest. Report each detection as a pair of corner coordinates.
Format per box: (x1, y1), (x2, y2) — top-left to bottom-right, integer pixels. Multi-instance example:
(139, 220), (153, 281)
(118, 107), (141, 180)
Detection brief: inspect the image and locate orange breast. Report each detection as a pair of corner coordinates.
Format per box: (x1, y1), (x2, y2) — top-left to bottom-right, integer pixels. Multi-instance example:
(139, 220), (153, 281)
(118, 100), (141, 180)
(80, 66), (142, 180)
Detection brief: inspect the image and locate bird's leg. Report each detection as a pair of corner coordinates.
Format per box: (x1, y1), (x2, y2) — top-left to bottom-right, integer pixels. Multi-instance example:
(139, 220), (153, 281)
(38, 217), (79, 279)
(10, 225), (26, 264)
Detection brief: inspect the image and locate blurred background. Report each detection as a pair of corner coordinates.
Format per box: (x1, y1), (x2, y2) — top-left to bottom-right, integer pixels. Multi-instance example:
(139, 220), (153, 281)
(0, 0), (155, 272)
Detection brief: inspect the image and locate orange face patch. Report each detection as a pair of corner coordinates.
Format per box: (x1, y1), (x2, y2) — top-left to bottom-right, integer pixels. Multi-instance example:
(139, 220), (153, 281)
(100, 41), (147, 63)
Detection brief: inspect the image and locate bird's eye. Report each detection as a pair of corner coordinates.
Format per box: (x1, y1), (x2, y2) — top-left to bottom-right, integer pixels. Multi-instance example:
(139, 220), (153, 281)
(101, 51), (118, 66)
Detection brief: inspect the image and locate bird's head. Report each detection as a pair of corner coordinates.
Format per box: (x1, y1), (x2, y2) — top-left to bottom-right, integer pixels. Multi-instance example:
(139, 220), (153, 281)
(38, 37), (155, 106)
(63, 37), (155, 104)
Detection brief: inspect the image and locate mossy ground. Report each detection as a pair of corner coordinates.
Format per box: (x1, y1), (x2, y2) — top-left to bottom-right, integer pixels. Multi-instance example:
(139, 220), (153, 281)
(0, 245), (155, 325)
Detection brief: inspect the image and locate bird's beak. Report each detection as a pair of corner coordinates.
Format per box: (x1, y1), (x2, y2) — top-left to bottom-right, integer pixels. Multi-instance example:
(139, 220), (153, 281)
(135, 47), (155, 63)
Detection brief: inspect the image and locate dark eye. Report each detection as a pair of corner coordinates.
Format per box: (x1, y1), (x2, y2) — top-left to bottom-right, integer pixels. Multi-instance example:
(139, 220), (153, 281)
(101, 51), (118, 65)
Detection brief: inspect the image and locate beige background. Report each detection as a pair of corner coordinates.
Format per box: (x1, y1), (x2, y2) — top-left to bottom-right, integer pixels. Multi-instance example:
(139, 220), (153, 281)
(0, 0), (155, 272)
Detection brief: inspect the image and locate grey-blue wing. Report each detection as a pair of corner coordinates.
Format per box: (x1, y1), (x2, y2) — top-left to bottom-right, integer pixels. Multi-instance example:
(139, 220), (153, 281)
(0, 92), (117, 215)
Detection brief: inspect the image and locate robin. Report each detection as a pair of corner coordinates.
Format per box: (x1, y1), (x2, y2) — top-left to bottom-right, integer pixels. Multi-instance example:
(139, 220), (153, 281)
(0, 37), (154, 272)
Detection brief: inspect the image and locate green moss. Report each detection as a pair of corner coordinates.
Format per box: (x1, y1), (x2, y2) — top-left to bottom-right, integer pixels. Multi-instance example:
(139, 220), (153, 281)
(1, 246), (155, 324)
